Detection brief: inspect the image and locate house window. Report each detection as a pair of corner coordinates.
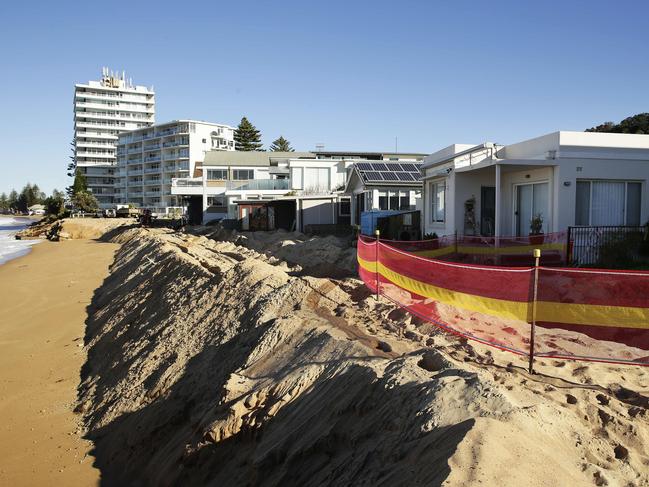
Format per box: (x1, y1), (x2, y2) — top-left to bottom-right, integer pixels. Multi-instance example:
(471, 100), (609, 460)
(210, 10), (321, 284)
(232, 169), (254, 180)
(430, 180), (445, 223)
(207, 169), (227, 180)
(207, 196), (225, 207)
(377, 190), (411, 211)
(399, 192), (410, 210)
(303, 167), (330, 193)
(339, 198), (351, 216)
(378, 191), (388, 210)
(575, 180), (642, 226)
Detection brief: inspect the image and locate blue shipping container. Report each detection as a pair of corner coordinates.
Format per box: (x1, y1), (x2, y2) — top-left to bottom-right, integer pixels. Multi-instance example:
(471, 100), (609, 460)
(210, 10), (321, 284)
(360, 210), (404, 236)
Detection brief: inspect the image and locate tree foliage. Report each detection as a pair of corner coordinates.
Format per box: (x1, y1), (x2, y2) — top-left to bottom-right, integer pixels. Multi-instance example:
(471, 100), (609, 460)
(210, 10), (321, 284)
(14, 183), (46, 212)
(71, 191), (99, 212)
(269, 136), (294, 152)
(70, 169), (88, 196)
(586, 113), (649, 134)
(234, 117), (263, 151)
(1, 184), (58, 213)
(44, 189), (66, 216)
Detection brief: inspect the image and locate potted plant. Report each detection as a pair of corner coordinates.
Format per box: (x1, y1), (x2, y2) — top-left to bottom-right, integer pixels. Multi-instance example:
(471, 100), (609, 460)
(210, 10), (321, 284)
(529, 213), (544, 244)
(424, 232), (439, 249)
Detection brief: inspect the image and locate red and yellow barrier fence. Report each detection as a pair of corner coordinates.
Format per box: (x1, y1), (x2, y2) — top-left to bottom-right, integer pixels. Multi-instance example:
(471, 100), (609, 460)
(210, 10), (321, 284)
(358, 235), (649, 366)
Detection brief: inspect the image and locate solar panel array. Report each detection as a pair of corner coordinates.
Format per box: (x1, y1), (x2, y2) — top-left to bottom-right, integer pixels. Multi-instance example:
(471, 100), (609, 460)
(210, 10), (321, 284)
(355, 161), (423, 184)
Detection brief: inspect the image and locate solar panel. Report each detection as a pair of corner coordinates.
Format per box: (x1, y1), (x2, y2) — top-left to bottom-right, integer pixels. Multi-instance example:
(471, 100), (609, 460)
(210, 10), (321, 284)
(396, 172), (416, 181)
(389, 163), (405, 171)
(363, 171), (383, 181)
(356, 162), (374, 171)
(399, 163), (418, 172)
(370, 162), (389, 171)
(380, 171), (399, 181)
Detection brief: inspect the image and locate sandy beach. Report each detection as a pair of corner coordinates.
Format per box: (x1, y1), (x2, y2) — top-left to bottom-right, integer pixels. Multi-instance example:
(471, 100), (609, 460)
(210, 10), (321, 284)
(0, 238), (118, 486)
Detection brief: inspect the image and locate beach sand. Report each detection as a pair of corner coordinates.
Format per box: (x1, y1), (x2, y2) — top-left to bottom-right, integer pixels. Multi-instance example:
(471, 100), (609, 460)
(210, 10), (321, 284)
(0, 239), (118, 486)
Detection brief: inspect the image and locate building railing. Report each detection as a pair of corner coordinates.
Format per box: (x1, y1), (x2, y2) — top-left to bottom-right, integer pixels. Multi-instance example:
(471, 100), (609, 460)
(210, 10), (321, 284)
(567, 225), (649, 268)
(171, 178), (202, 187)
(226, 179), (290, 191)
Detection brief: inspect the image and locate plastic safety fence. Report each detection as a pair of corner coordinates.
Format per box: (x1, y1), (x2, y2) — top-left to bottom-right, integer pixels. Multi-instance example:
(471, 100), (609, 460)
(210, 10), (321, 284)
(535, 267), (649, 364)
(358, 236), (534, 355)
(357, 237), (649, 366)
(384, 232), (568, 267)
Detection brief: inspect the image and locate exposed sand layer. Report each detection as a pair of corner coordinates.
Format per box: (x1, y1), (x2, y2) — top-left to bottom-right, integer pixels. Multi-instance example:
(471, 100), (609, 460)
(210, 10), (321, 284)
(63, 222), (649, 486)
(0, 237), (118, 486)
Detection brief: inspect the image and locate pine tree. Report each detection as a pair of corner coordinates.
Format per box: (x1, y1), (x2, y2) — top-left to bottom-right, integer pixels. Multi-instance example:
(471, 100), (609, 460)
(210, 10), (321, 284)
(8, 190), (18, 210)
(71, 169), (88, 196)
(269, 136), (294, 152)
(234, 117), (263, 151)
(0, 192), (8, 210)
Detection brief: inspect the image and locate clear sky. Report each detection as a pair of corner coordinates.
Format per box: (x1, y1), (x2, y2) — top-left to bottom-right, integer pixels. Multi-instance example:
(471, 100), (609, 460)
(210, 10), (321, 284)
(1, 0), (647, 194)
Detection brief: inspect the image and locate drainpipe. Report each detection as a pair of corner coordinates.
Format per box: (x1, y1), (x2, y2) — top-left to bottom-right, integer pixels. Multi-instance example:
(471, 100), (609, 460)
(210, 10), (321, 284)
(495, 163), (501, 238)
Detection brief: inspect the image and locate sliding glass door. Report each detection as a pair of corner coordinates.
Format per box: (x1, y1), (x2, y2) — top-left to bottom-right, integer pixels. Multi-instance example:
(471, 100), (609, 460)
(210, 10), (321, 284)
(515, 182), (548, 236)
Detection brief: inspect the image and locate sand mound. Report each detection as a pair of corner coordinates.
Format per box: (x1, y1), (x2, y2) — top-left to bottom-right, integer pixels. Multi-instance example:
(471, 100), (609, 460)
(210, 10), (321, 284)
(192, 226), (358, 277)
(74, 226), (649, 486)
(16, 217), (137, 241)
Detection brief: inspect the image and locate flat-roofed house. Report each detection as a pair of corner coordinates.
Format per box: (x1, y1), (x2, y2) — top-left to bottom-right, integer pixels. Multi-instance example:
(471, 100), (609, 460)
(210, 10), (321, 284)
(421, 131), (649, 239)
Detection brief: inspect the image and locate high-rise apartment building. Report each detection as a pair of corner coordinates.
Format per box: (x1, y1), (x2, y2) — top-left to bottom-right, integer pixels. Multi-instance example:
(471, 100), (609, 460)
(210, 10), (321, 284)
(73, 68), (155, 208)
(115, 120), (235, 213)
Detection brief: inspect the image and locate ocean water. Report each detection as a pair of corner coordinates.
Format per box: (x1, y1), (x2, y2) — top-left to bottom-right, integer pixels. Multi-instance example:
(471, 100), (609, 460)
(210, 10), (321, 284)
(0, 217), (41, 265)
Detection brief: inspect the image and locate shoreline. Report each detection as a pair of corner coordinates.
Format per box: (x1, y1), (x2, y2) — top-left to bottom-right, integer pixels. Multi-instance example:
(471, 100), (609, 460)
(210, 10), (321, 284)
(0, 216), (43, 265)
(0, 238), (118, 486)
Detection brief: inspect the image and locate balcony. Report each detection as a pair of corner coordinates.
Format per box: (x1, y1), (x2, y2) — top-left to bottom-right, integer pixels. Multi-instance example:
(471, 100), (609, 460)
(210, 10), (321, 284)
(144, 178), (161, 185)
(144, 167), (161, 174)
(144, 156), (161, 163)
(145, 191), (161, 197)
(171, 177), (203, 195)
(143, 143), (161, 151)
(163, 139), (189, 148)
(172, 178), (202, 187)
(226, 179), (290, 191)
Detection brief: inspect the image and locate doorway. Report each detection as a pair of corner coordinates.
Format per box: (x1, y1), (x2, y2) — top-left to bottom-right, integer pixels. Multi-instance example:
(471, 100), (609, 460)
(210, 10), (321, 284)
(514, 182), (548, 236)
(480, 186), (495, 236)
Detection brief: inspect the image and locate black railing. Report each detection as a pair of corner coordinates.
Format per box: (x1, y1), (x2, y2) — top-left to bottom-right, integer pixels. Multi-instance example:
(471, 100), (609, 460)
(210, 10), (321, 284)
(567, 225), (649, 268)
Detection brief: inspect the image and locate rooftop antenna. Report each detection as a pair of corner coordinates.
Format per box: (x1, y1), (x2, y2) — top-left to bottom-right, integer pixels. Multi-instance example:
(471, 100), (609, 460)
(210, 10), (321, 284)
(395, 136), (398, 153)
(315, 143), (325, 152)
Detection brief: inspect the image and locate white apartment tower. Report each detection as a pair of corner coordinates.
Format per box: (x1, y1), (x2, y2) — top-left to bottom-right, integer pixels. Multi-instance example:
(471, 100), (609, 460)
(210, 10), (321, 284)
(73, 68), (155, 208)
(115, 120), (235, 213)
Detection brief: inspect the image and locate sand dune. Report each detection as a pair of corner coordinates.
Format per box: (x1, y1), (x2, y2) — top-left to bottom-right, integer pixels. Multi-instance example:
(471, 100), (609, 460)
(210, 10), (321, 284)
(4, 218), (649, 486)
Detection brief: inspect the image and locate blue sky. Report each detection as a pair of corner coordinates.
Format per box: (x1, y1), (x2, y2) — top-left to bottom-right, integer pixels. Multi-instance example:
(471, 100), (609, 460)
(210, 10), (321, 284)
(0, 0), (647, 194)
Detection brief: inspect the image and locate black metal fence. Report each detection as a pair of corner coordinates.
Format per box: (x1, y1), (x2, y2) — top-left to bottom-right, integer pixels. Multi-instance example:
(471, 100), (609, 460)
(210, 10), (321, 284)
(567, 225), (649, 268)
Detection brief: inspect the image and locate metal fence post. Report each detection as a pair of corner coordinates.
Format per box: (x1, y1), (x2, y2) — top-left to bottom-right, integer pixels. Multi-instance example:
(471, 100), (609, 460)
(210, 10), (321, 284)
(528, 248), (541, 374)
(375, 229), (380, 301)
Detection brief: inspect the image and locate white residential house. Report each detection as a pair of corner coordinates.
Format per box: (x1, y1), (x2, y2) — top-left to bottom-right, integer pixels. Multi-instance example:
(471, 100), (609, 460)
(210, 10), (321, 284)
(171, 150), (359, 223)
(172, 150), (426, 224)
(421, 131), (649, 238)
(343, 157), (426, 226)
(73, 68), (155, 208)
(115, 120), (234, 214)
